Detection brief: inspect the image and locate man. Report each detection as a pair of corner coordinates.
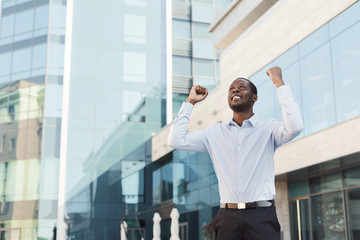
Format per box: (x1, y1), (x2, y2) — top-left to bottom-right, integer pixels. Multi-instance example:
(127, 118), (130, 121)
(168, 66), (303, 239)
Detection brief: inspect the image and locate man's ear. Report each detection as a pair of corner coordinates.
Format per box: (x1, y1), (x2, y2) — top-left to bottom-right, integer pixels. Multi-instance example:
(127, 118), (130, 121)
(253, 94), (258, 103)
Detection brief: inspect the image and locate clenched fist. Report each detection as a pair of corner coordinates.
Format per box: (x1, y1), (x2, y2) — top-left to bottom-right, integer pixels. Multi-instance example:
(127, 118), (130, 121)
(186, 85), (208, 105)
(266, 66), (285, 88)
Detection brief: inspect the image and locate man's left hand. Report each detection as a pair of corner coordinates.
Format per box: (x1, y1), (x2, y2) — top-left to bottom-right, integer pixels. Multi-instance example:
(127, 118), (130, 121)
(266, 66), (285, 88)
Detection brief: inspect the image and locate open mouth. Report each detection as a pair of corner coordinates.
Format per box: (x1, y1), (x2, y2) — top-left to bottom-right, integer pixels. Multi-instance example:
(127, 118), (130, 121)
(232, 95), (242, 100)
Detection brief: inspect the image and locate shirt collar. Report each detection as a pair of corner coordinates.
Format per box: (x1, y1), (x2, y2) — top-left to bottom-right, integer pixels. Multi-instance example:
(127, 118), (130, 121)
(228, 114), (258, 127)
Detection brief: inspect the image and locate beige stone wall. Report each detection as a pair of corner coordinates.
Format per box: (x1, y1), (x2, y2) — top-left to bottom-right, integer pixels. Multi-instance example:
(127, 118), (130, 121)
(275, 181), (291, 240)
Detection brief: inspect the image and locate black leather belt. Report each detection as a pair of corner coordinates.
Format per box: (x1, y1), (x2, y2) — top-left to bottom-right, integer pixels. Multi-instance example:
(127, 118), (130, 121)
(220, 200), (275, 209)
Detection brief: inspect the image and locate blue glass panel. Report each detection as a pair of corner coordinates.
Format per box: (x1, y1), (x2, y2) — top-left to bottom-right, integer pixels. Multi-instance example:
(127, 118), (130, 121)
(32, 44), (47, 69)
(253, 80), (276, 121)
(0, 15), (14, 38)
(47, 44), (65, 68)
(300, 43), (336, 135)
(330, 22), (360, 122)
(299, 24), (329, 58)
(193, 58), (214, 76)
(272, 45), (299, 69)
(288, 180), (308, 199)
(173, 20), (191, 39)
(193, 40), (214, 59)
(193, 22), (211, 40)
(34, 5), (49, 29)
(12, 48), (32, 73)
(14, 9), (34, 34)
(0, 53), (12, 76)
(49, 4), (66, 28)
(173, 56), (191, 76)
(192, 5), (213, 23)
(329, 1), (360, 38)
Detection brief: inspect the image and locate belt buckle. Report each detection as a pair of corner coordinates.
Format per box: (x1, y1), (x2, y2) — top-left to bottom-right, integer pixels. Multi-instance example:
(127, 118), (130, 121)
(237, 203), (246, 209)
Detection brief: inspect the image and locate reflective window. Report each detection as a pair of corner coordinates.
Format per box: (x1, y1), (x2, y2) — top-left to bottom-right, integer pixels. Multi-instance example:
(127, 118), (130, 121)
(12, 48), (32, 73)
(95, 88), (122, 121)
(330, 22), (360, 122)
(49, 5), (66, 28)
(47, 44), (65, 68)
(121, 168), (145, 203)
(14, 9), (34, 35)
(215, 0), (232, 8)
(0, 15), (15, 38)
(123, 51), (146, 83)
(193, 40), (214, 59)
(32, 44), (47, 69)
(253, 80), (276, 121)
(343, 166), (360, 188)
(173, 56), (191, 76)
(193, 0), (212, 4)
(153, 161), (173, 204)
(193, 22), (211, 40)
(125, 0), (146, 7)
(300, 43), (336, 135)
(192, 5), (213, 23)
(309, 172), (342, 194)
(193, 58), (214, 76)
(124, 14), (146, 44)
(345, 188), (360, 240)
(35, 5), (49, 29)
(0, 53), (12, 76)
(43, 127), (60, 157)
(329, 1), (360, 38)
(288, 180), (308, 199)
(299, 24), (329, 58)
(273, 45), (299, 69)
(289, 199), (310, 240)
(122, 90), (143, 120)
(173, 20), (191, 39)
(69, 86), (96, 119)
(311, 192), (345, 239)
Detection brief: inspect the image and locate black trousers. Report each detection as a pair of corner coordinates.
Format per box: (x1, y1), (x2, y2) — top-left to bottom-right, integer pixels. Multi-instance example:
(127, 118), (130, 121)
(211, 205), (281, 240)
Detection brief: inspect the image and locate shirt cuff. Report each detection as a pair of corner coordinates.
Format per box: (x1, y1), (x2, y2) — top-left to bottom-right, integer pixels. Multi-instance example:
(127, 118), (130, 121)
(277, 85), (295, 104)
(178, 102), (194, 117)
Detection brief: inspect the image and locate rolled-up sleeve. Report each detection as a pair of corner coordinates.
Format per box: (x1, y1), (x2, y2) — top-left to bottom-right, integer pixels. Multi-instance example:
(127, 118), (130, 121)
(273, 85), (304, 147)
(168, 102), (208, 153)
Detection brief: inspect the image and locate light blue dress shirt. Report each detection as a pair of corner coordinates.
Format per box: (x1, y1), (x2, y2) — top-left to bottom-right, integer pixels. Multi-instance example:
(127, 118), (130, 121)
(168, 85), (303, 203)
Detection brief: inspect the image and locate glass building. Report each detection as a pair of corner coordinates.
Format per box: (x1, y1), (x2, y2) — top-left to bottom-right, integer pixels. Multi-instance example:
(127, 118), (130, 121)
(0, 0), (230, 239)
(0, 0), (65, 238)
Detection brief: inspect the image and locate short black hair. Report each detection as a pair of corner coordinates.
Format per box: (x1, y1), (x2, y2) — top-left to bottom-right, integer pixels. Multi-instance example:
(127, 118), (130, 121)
(234, 77), (257, 95)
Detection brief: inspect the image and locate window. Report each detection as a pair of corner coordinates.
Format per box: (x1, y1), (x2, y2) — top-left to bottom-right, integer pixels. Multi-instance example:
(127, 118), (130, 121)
(10, 138), (16, 151)
(173, 20), (191, 39)
(173, 56), (191, 76)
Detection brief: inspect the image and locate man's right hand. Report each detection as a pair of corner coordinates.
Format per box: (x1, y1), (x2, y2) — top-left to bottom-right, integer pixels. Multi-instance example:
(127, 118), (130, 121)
(186, 85), (208, 105)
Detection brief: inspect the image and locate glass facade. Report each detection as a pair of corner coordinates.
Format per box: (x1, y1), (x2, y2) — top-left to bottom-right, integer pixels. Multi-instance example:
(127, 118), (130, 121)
(288, 154), (360, 240)
(250, 1), (360, 137)
(0, 0), (65, 238)
(171, 0), (231, 117)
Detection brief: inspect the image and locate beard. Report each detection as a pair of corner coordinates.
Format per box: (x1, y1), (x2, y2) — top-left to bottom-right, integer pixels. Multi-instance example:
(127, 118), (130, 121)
(229, 100), (253, 112)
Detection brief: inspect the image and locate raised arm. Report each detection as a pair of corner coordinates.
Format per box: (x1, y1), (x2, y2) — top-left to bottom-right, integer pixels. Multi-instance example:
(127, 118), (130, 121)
(168, 86), (209, 152)
(266, 66), (304, 147)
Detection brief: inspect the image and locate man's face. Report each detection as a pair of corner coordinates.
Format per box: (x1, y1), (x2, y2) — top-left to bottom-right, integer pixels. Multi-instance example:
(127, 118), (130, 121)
(228, 79), (257, 112)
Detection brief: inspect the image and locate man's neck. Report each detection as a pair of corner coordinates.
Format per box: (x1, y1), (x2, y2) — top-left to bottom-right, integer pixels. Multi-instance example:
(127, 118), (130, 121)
(233, 110), (254, 127)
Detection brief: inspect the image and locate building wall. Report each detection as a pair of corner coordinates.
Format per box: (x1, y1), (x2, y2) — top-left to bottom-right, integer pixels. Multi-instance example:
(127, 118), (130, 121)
(152, 0), (360, 239)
